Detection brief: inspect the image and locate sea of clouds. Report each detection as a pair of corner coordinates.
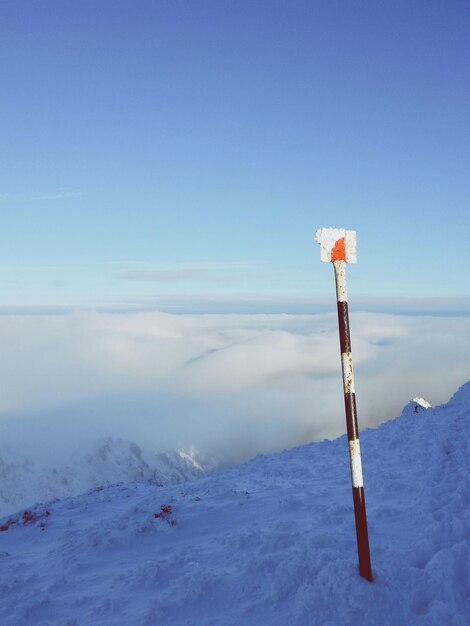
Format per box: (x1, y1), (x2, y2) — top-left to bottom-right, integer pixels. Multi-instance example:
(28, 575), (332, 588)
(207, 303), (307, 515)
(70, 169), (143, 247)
(0, 310), (468, 466)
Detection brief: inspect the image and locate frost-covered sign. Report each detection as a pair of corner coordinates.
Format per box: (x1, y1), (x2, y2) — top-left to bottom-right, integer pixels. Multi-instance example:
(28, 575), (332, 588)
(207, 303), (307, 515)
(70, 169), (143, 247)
(315, 228), (357, 264)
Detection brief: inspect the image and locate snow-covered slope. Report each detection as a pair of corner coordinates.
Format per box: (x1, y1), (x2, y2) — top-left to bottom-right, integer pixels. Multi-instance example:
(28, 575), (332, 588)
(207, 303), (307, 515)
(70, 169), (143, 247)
(0, 383), (469, 625)
(0, 438), (217, 517)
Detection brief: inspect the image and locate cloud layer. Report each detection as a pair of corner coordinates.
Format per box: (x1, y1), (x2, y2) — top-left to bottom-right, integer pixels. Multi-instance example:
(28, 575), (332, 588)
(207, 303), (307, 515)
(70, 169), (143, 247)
(0, 311), (468, 465)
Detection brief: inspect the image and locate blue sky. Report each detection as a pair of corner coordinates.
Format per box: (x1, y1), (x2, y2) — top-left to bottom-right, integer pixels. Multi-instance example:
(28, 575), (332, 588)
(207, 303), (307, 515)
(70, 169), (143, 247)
(1, 0), (469, 313)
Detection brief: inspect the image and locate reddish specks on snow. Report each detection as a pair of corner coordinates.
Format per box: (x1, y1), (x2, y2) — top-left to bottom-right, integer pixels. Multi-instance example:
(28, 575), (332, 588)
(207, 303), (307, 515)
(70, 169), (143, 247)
(330, 237), (347, 262)
(0, 509), (51, 532)
(22, 510), (36, 524)
(153, 504), (176, 526)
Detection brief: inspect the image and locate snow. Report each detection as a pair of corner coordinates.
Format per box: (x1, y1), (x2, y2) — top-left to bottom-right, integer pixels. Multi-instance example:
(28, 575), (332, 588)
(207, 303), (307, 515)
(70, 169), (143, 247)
(413, 397), (433, 409)
(0, 382), (469, 625)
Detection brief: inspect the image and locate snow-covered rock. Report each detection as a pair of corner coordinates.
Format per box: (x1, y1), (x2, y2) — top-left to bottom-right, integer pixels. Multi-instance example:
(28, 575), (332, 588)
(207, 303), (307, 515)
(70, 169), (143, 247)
(400, 396), (432, 417)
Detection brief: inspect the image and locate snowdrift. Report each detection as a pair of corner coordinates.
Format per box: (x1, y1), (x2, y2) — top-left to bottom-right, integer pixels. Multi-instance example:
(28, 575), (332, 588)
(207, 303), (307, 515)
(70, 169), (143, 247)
(0, 382), (469, 625)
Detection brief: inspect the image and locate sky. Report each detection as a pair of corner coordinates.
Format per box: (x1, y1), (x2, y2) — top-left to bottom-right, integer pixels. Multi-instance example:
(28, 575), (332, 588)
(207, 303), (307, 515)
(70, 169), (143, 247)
(1, 0), (469, 313)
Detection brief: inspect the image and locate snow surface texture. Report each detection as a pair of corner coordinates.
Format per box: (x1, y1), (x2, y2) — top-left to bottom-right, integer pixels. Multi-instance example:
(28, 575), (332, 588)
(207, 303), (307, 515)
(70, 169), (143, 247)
(0, 438), (217, 517)
(1, 383), (469, 625)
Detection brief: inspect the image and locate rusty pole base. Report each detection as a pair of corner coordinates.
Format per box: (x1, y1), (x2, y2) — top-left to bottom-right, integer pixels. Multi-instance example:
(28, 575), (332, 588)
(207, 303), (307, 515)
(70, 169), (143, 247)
(352, 485), (373, 582)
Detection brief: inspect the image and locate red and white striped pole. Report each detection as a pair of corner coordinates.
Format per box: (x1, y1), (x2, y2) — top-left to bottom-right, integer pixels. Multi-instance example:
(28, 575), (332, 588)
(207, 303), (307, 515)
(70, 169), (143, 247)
(315, 228), (373, 582)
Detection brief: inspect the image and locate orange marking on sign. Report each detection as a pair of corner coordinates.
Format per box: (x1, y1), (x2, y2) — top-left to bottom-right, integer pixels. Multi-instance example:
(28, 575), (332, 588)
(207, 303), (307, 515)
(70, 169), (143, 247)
(330, 237), (346, 261)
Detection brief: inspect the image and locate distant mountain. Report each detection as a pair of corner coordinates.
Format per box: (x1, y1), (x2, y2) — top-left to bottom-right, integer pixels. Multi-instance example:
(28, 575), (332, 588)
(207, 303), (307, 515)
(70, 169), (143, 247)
(0, 437), (219, 517)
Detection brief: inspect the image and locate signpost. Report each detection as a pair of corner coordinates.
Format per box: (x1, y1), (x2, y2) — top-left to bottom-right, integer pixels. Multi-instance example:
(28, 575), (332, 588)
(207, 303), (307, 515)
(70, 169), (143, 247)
(315, 227), (373, 582)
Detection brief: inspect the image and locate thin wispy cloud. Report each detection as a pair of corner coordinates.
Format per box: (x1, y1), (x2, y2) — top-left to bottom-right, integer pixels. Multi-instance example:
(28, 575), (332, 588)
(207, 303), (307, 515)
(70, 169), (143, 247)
(119, 268), (215, 282)
(0, 191), (82, 203)
(0, 265), (78, 274)
(117, 262), (278, 284)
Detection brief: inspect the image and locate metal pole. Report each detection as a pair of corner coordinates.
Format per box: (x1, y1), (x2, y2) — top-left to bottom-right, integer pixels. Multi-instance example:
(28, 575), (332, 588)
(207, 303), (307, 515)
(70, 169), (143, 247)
(315, 228), (373, 582)
(333, 259), (373, 582)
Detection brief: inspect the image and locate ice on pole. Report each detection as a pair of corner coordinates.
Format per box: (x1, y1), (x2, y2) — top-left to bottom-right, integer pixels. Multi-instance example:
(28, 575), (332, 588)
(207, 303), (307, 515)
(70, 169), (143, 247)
(315, 226), (373, 582)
